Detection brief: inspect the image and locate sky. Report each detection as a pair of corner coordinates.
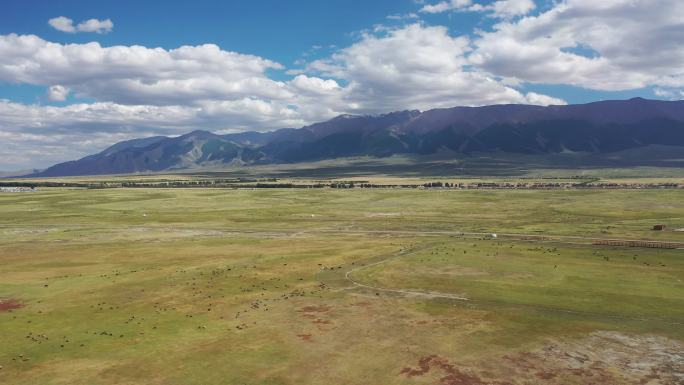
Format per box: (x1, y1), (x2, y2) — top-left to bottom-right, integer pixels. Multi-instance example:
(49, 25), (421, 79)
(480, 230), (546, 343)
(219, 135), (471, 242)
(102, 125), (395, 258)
(1, 0), (683, 170)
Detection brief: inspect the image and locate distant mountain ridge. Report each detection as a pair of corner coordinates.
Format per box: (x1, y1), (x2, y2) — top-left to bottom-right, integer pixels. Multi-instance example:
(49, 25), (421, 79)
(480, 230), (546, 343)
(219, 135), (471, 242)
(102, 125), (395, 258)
(28, 98), (684, 177)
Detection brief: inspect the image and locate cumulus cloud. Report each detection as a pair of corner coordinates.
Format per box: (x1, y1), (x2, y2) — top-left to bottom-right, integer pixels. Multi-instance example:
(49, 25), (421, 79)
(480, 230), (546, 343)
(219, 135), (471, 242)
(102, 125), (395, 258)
(654, 88), (684, 100)
(46, 85), (69, 101)
(305, 24), (563, 112)
(0, 99), (306, 135)
(0, 34), (288, 105)
(523, 92), (565, 106)
(0, 27), (567, 117)
(48, 16), (113, 34)
(420, 0), (535, 18)
(387, 13), (420, 20)
(469, 0), (536, 19)
(470, 0), (684, 90)
(76, 18), (114, 34)
(420, 0), (472, 14)
(289, 75), (341, 95)
(48, 16), (76, 33)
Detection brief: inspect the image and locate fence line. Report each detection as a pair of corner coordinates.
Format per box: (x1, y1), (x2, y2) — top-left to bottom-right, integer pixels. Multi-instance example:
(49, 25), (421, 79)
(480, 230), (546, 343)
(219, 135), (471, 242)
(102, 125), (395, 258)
(593, 239), (683, 249)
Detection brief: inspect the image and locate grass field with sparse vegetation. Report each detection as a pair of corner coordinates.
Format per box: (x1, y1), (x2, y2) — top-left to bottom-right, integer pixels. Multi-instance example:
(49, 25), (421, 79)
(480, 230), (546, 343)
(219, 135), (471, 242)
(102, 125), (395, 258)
(1, 186), (683, 384)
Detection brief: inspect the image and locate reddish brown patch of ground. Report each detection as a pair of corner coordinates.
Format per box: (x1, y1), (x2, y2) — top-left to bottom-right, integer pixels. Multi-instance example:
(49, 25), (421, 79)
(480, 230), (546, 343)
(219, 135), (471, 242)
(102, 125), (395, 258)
(299, 305), (331, 313)
(401, 355), (511, 385)
(300, 305), (334, 328)
(352, 301), (372, 307)
(296, 333), (313, 342)
(0, 298), (23, 312)
(501, 352), (539, 373)
(534, 371), (556, 380)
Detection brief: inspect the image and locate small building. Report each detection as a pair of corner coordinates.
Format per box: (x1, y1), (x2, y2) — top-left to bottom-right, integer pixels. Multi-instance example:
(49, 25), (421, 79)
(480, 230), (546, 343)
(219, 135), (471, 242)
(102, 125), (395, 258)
(653, 224), (667, 231)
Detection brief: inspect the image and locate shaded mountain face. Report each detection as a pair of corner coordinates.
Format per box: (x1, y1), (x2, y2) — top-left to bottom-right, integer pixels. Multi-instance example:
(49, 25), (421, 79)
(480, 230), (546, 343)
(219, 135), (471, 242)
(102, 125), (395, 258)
(35, 131), (265, 177)
(30, 98), (684, 177)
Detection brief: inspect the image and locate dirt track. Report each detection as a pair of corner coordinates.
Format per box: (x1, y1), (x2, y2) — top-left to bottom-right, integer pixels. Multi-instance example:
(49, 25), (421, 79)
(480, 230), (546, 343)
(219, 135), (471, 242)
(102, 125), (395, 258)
(344, 245), (470, 301)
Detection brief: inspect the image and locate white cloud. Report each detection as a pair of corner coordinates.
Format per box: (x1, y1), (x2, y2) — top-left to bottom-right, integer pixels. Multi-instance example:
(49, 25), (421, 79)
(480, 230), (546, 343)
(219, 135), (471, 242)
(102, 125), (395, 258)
(420, 0), (534, 18)
(48, 16), (114, 34)
(76, 18), (113, 34)
(46, 85), (69, 101)
(420, 0), (472, 13)
(523, 92), (565, 106)
(305, 24), (563, 113)
(654, 88), (684, 100)
(0, 34), (288, 105)
(48, 16), (76, 33)
(470, 0), (684, 90)
(289, 75), (341, 94)
(469, 0), (536, 19)
(0, 98), (310, 136)
(387, 13), (420, 20)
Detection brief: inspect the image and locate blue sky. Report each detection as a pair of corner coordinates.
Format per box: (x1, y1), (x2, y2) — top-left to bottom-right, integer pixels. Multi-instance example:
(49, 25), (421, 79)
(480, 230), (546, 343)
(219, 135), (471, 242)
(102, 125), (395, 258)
(0, 0), (682, 169)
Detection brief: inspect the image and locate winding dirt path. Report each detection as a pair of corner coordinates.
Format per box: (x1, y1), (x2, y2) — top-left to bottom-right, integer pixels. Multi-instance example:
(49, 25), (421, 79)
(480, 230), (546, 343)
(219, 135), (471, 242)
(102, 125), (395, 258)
(344, 245), (470, 301)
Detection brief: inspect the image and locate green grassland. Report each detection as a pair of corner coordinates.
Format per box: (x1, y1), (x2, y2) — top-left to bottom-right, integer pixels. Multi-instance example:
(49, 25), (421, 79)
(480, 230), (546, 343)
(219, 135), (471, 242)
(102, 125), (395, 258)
(1, 187), (683, 384)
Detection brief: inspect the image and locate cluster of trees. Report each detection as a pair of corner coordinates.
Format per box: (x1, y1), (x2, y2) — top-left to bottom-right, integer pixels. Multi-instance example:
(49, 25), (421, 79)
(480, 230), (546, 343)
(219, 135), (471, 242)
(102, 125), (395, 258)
(422, 182), (459, 188)
(1, 179), (681, 190)
(0, 181), (85, 188)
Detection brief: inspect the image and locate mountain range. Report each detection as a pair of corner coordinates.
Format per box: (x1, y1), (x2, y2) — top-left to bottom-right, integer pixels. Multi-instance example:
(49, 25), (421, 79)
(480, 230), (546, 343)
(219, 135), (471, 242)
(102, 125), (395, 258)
(27, 98), (684, 177)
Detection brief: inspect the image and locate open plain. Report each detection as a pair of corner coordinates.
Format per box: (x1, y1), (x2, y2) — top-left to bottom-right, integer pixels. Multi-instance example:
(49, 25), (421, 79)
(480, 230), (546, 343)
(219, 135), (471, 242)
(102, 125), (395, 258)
(1, 186), (683, 385)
